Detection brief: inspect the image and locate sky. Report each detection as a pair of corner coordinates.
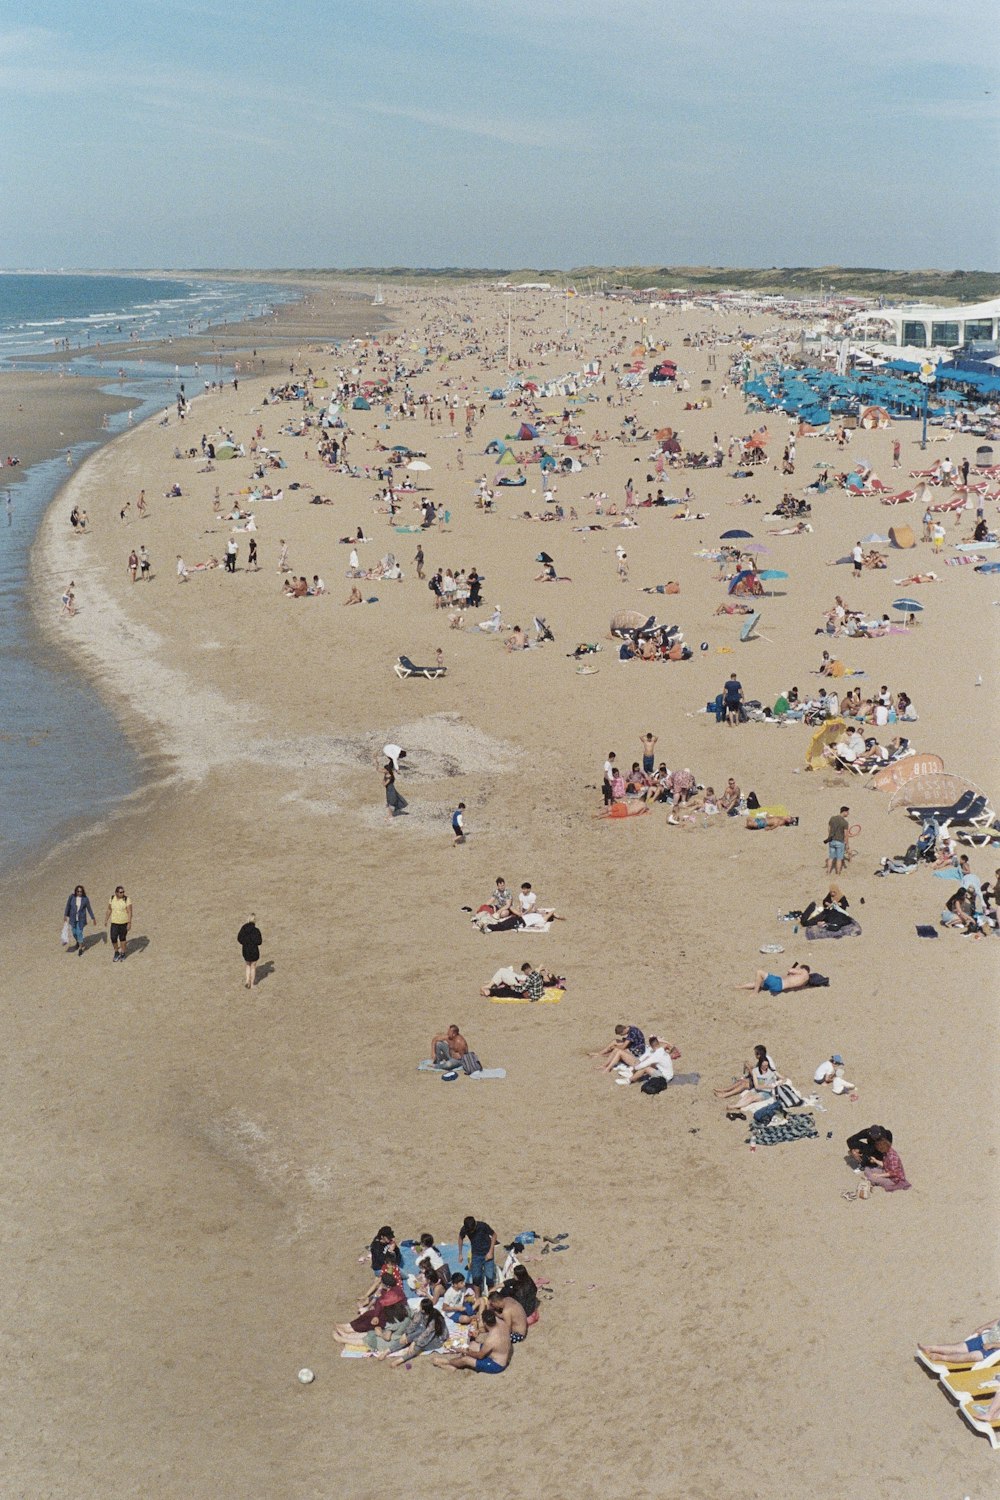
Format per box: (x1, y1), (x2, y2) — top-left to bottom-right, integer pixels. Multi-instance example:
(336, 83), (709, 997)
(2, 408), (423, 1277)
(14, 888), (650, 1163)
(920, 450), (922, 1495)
(1, 0), (998, 271)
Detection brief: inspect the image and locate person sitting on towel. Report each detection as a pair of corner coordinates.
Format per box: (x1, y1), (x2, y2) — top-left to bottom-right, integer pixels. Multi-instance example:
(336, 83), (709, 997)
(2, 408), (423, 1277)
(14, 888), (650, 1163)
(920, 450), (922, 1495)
(623, 1036), (676, 1086)
(431, 1024), (469, 1069)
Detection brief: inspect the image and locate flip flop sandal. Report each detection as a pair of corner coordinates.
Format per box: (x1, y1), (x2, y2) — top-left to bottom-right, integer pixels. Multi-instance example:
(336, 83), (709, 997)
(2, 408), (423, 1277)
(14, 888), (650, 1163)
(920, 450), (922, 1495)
(841, 1190), (858, 1200)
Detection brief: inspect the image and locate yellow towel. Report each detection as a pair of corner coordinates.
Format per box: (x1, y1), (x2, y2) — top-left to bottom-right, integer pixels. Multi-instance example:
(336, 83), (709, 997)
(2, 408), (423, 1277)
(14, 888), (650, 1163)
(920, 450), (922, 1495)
(490, 987), (563, 1005)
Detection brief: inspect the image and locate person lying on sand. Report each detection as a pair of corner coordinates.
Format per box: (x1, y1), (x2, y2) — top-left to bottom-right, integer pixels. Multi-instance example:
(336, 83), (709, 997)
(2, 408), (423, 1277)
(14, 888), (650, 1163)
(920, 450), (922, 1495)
(745, 811), (798, 829)
(736, 963), (811, 994)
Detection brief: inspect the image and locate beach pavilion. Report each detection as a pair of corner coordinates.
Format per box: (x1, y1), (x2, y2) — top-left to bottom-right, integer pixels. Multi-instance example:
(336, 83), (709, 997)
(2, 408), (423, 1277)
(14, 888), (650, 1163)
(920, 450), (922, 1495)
(846, 296), (1000, 352)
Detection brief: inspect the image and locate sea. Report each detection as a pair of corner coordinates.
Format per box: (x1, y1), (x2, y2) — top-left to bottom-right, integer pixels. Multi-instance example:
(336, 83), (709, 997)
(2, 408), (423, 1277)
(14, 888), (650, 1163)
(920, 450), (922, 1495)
(0, 272), (301, 875)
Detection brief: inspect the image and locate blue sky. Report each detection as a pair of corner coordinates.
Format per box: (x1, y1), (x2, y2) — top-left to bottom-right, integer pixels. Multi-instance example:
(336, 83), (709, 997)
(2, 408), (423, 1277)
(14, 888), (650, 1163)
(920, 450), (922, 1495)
(1, 0), (997, 270)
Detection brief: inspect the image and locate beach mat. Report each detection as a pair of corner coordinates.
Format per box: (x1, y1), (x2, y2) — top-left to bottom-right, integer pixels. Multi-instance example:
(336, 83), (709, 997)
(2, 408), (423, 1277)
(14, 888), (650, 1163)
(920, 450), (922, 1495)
(490, 987), (564, 1004)
(749, 1112), (818, 1146)
(671, 1072), (701, 1087)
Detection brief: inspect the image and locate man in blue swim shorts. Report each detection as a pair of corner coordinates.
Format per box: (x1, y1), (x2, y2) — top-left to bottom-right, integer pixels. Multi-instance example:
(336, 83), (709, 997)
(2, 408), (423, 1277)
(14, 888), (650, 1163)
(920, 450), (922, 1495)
(432, 1309), (511, 1374)
(737, 963), (811, 994)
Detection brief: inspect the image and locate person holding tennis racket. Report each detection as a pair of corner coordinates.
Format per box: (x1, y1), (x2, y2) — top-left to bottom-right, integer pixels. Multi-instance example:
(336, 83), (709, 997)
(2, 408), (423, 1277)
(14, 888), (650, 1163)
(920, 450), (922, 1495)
(826, 805), (850, 876)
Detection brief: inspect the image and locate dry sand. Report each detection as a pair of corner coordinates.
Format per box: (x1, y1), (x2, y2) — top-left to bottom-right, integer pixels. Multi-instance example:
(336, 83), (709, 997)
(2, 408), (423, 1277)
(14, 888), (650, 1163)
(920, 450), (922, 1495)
(2, 284), (997, 1498)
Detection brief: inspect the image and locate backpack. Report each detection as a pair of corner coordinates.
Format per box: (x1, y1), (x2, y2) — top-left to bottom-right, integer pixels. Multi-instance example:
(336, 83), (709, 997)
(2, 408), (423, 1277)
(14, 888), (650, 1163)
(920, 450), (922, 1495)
(774, 1082), (805, 1110)
(641, 1076), (669, 1095)
(806, 971), (830, 987)
(461, 1052), (483, 1075)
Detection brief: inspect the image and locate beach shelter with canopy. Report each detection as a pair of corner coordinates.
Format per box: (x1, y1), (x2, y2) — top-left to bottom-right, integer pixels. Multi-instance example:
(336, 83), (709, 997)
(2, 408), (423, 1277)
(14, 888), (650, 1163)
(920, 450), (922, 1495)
(610, 609), (654, 635)
(872, 754), (944, 792)
(352, 396), (370, 410)
(214, 441), (237, 459)
(888, 771), (988, 815)
(517, 423), (538, 440)
(889, 525), (915, 549)
(805, 719), (846, 771)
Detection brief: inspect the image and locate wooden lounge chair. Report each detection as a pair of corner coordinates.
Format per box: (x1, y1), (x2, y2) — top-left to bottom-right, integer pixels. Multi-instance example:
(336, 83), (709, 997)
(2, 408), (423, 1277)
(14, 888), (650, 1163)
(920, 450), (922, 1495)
(394, 654), (447, 680)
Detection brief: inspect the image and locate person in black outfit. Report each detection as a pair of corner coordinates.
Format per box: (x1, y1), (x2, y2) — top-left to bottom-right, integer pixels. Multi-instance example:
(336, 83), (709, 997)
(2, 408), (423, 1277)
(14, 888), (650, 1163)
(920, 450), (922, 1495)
(369, 1226), (397, 1273)
(847, 1124), (892, 1170)
(237, 913), (262, 989)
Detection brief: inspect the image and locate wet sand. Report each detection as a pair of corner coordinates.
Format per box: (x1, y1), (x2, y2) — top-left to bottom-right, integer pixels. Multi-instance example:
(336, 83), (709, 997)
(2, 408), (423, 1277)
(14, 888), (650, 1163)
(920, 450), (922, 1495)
(2, 284), (997, 1498)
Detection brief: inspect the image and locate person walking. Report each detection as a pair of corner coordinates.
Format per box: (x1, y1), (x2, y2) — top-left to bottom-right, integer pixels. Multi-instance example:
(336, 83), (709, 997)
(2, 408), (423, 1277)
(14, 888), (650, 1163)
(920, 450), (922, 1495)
(64, 884), (95, 955)
(384, 762), (407, 822)
(237, 914), (263, 989)
(452, 802), (466, 845)
(104, 884), (132, 962)
(225, 535), (238, 573)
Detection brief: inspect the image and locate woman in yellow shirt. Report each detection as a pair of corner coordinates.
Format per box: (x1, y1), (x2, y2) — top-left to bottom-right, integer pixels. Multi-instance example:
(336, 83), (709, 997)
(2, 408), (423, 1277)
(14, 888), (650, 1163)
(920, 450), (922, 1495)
(104, 886), (132, 962)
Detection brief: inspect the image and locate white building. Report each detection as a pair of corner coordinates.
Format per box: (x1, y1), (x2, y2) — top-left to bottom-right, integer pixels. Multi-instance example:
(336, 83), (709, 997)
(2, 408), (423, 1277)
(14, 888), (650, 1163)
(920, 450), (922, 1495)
(847, 296), (1000, 351)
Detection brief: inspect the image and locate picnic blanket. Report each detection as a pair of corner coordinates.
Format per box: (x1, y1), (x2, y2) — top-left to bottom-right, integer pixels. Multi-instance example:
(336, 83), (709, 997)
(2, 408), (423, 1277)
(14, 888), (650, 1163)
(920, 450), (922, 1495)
(490, 986), (564, 1004)
(804, 919), (862, 940)
(750, 1112), (819, 1146)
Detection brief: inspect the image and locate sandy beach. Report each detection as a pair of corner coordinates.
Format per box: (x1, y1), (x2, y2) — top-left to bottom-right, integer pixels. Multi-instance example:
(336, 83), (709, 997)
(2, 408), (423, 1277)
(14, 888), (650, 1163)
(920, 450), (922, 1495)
(2, 283), (997, 1498)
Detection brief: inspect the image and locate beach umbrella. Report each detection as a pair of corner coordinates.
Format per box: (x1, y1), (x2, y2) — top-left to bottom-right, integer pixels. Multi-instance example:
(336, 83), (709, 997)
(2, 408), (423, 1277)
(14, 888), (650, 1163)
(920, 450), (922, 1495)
(892, 597), (923, 613)
(757, 569), (788, 580)
(407, 460), (431, 471)
(721, 529), (753, 539)
(805, 718), (846, 771)
(741, 542), (770, 553)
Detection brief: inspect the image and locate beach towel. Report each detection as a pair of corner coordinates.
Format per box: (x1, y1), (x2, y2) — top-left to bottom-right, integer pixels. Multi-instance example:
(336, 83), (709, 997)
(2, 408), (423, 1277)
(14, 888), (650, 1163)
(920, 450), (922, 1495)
(467, 1068), (507, 1080)
(670, 1072), (701, 1087)
(749, 1112), (818, 1147)
(490, 986), (563, 1004)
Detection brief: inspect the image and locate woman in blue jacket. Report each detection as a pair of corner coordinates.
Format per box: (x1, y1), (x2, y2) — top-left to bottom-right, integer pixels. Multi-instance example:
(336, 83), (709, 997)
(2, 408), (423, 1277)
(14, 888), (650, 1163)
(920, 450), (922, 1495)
(64, 884), (96, 954)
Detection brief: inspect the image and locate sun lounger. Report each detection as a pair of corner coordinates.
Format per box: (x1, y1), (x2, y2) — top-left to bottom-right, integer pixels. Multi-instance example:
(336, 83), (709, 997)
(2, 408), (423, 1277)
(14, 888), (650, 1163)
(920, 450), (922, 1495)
(958, 1401), (1000, 1448)
(394, 655), (447, 680)
(941, 1367), (1000, 1405)
(955, 819), (1000, 847)
(907, 791), (981, 827)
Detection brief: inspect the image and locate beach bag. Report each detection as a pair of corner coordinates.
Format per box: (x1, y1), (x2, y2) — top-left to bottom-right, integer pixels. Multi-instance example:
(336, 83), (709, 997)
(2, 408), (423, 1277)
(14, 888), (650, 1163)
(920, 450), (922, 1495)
(774, 1082), (805, 1110)
(461, 1052), (483, 1076)
(60, 920), (72, 947)
(806, 972), (830, 987)
(641, 1076), (669, 1095)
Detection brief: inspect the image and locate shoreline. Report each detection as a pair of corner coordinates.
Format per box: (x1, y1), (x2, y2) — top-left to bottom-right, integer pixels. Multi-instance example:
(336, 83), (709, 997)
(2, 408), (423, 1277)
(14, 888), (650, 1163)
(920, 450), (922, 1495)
(6, 281), (392, 879)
